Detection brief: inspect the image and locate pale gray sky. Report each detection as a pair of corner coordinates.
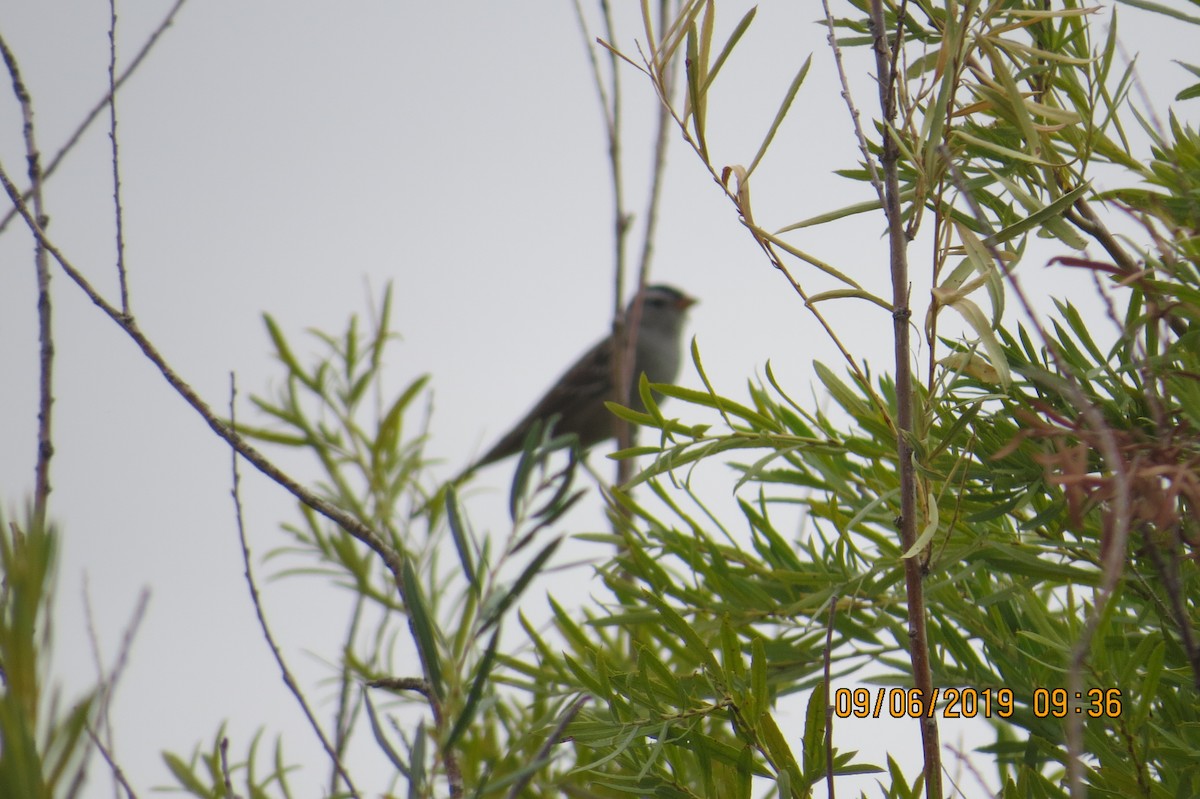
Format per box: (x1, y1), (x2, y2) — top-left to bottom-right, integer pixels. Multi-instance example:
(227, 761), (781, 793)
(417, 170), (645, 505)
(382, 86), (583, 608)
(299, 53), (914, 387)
(1, 2), (1196, 796)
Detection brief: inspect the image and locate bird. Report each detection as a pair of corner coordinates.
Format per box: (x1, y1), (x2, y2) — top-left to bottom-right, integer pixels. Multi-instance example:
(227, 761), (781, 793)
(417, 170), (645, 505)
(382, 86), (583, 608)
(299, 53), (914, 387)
(468, 284), (696, 473)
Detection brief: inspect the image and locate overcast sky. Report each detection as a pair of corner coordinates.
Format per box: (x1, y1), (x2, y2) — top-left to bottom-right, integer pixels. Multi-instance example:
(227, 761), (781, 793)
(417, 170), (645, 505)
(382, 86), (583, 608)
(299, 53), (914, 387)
(1, 2), (1197, 797)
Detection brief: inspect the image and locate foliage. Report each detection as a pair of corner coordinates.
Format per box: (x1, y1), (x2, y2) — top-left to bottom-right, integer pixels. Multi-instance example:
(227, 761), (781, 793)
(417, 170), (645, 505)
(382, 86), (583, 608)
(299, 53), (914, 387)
(524, 1), (1200, 797)
(162, 286), (590, 798)
(0, 516), (96, 799)
(164, 2), (1200, 797)
(5, 2), (1198, 799)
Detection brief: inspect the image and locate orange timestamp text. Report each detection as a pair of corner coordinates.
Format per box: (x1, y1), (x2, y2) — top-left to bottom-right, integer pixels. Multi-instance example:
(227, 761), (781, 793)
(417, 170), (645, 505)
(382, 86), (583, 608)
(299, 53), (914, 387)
(832, 687), (1123, 719)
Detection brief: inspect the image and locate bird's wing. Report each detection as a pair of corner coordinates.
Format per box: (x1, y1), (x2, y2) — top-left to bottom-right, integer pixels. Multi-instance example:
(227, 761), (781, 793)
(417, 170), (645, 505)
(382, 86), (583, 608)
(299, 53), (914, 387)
(475, 335), (614, 467)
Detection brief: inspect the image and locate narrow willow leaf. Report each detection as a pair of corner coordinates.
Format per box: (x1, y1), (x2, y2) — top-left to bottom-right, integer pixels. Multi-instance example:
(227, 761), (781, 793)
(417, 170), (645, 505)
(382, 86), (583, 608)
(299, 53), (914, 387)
(774, 196), (885, 232)
(979, 37), (1048, 157)
(939, 352), (1003, 385)
(1115, 0), (1200, 23)
(756, 227), (870, 289)
(550, 597), (593, 656)
(733, 443), (809, 491)
(638, 372), (666, 428)
(685, 23), (708, 159)
(402, 559), (444, 698)
(812, 362), (872, 420)
(697, 0), (716, 112)
(377, 374), (430, 456)
(720, 616), (743, 684)
(987, 170), (1089, 249)
(651, 0), (706, 72)
(444, 628), (500, 749)
(948, 219), (1005, 326)
(901, 491), (939, 558)
(801, 682), (826, 777)
(758, 712), (804, 790)
(953, 129), (1056, 166)
(921, 44), (959, 182)
(938, 296), (1012, 388)
(410, 723), (427, 797)
(444, 486), (477, 591)
(983, 181), (1091, 248)
(264, 315), (317, 390)
(747, 56), (811, 176)
(480, 536), (562, 632)
(750, 637), (768, 725)
(806, 288), (893, 311)
(641, 591), (720, 674)
(509, 418), (551, 522)
(364, 689), (411, 776)
(701, 6), (756, 94)
(1132, 641), (1165, 729)
(163, 754), (210, 795)
(230, 423), (308, 447)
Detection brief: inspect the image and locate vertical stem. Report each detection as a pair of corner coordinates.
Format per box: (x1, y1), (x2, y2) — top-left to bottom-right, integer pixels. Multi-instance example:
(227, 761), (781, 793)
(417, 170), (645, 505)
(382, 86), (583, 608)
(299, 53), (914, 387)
(108, 0), (131, 314)
(617, 0), (675, 487)
(595, 0), (635, 477)
(867, 2), (942, 797)
(1, 36), (54, 532)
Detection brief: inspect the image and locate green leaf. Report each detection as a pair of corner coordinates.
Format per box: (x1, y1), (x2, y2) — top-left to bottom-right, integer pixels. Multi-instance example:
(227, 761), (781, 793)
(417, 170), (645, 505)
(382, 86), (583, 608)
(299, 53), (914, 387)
(901, 491), (939, 559)
(402, 558), (444, 698)
(640, 591), (720, 675)
(747, 56), (811, 176)
(700, 6), (756, 94)
(444, 628), (500, 749)
(480, 537), (562, 631)
(264, 314), (316, 390)
(1115, 0), (1200, 25)
(444, 486), (477, 592)
(750, 637), (768, 725)
(758, 711), (805, 791)
(801, 681), (826, 778)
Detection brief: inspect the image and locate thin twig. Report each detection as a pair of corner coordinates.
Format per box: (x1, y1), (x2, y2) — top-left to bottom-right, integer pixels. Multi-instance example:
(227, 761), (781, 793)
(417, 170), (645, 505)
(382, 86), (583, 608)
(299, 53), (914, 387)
(0, 167), (446, 748)
(572, 0), (638, 486)
(218, 737), (235, 799)
(625, 40), (890, 429)
(108, 0), (131, 313)
(329, 594), (367, 797)
(82, 578), (150, 799)
(85, 725), (141, 799)
(0, 0), (188, 237)
(227, 374), (363, 799)
(820, 0), (886, 206)
(368, 676), (434, 697)
(0, 33), (54, 532)
(617, 0), (676, 487)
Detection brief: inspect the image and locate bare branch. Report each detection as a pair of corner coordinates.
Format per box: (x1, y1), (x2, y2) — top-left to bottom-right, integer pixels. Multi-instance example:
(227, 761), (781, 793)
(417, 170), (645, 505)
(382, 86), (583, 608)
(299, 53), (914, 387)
(0, 32), (54, 533)
(108, 0), (131, 314)
(228, 374), (363, 799)
(0, 0), (189, 236)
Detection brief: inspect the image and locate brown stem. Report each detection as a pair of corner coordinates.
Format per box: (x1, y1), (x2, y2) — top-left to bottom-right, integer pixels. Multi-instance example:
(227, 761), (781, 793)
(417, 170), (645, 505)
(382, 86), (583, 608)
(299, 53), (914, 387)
(1, 34), (54, 533)
(108, 0), (131, 314)
(867, 3), (942, 797)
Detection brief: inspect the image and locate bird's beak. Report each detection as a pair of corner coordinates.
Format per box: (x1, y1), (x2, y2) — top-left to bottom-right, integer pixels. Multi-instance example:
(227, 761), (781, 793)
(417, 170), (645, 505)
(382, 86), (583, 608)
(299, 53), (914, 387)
(676, 294), (698, 311)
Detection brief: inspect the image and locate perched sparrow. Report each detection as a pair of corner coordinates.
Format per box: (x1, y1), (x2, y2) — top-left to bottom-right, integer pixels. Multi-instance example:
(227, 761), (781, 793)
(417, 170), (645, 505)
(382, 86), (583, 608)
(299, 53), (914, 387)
(472, 284), (696, 470)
